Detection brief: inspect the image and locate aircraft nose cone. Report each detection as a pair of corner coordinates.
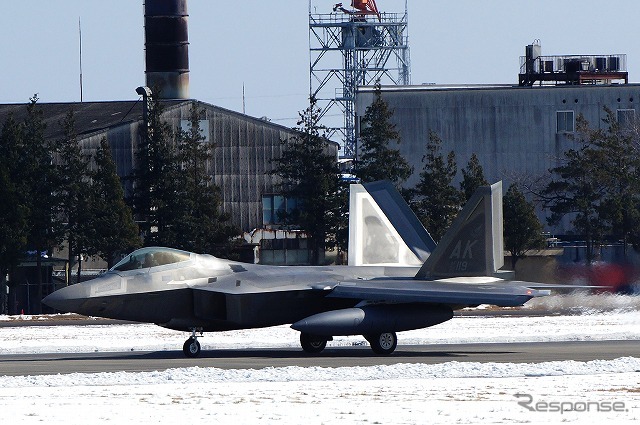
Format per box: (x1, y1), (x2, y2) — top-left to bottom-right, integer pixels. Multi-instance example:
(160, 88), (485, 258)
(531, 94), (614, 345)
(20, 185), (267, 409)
(42, 284), (89, 313)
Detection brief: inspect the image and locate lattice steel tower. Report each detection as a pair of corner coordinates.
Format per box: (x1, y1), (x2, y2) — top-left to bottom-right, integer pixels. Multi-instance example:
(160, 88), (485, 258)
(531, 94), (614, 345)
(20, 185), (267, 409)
(309, 1), (410, 158)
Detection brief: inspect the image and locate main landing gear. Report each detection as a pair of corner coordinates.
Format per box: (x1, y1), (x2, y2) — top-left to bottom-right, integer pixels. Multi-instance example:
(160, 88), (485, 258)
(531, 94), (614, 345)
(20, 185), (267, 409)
(183, 328), (203, 358)
(300, 333), (330, 353)
(365, 332), (398, 355)
(299, 331), (398, 355)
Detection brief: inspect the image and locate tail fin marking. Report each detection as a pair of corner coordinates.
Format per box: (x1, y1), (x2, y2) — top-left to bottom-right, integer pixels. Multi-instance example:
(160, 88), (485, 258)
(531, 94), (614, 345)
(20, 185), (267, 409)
(415, 181), (504, 279)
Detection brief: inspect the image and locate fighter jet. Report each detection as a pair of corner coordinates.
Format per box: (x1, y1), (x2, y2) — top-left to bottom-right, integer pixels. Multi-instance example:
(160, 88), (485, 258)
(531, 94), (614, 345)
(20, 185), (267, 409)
(44, 181), (559, 357)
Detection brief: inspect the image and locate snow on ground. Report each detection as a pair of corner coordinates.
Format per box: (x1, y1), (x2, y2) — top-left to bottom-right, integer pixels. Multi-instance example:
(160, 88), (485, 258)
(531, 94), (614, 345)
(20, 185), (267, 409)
(1, 294), (640, 424)
(1, 362), (640, 424)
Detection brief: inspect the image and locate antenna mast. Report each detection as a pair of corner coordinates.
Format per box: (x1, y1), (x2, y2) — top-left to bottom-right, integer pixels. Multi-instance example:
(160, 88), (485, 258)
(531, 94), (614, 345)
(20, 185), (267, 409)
(79, 17), (83, 102)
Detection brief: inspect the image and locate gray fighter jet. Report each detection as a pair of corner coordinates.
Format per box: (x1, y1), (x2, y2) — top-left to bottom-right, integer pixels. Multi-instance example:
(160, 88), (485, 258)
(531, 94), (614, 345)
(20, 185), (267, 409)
(44, 181), (557, 357)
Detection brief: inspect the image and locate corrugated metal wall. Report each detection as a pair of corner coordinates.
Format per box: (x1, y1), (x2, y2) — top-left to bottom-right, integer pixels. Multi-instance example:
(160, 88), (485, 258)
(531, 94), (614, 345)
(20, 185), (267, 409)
(356, 84), (640, 233)
(85, 101), (297, 233)
(159, 101), (293, 231)
(75, 100), (344, 234)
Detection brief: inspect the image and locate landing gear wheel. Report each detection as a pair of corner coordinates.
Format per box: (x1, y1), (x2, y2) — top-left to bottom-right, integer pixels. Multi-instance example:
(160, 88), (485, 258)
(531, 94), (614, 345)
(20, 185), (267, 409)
(300, 333), (327, 354)
(183, 337), (201, 358)
(366, 332), (397, 355)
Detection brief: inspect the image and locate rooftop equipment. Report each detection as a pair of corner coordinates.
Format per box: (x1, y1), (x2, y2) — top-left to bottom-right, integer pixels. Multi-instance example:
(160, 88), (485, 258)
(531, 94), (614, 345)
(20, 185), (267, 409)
(519, 41), (628, 86)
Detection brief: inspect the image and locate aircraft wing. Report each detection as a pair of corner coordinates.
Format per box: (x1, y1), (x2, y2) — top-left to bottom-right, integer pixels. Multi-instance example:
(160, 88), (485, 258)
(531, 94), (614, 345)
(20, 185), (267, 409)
(325, 278), (553, 307)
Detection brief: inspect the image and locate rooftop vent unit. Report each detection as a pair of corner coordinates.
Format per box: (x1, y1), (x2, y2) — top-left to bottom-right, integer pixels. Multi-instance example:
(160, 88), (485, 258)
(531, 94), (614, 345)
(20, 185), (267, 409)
(518, 41), (628, 86)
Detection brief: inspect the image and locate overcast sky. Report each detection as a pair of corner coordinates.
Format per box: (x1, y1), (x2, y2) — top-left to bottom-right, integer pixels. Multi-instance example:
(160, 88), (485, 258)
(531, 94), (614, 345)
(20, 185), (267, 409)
(2, 1), (640, 128)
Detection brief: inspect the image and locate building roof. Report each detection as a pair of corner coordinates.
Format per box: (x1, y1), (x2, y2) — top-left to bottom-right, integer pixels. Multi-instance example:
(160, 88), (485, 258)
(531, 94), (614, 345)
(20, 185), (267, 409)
(0, 98), (298, 141)
(0, 100), (186, 140)
(358, 83), (640, 94)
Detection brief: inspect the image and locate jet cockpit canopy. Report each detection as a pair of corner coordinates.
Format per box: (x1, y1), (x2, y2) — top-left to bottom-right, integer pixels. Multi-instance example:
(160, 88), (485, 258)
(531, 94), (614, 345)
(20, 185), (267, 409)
(111, 247), (193, 272)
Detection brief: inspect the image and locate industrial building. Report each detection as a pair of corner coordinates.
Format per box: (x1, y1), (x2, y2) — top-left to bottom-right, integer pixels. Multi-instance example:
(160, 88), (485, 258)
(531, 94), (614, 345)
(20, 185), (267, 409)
(0, 99), (301, 234)
(355, 44), (639, 234)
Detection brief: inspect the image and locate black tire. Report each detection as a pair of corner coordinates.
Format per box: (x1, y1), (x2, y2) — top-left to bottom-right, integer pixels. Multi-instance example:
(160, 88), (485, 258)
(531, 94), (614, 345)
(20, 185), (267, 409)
(300, 333), (327, 354)
(183, 337), (201, 358)
(367, 332), (397, 355)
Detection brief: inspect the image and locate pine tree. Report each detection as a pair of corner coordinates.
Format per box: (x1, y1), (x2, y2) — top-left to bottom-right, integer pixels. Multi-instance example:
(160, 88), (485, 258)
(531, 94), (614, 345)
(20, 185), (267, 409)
(271, 97), (345, 265)
(130, 96), (182, 247)
(54, 109), (93, 281)
(588, 108), (640, 255)
(173, 105), (238, 254)
(87, 138), (141, 268)
(460, 153), (488, 201)
(503, 184), (545, 268)
(0, 114), (29, 314)
(543, 143), (604, 263)
(541, 110), (636, 262)
(20, 96), (65, 312)
(410, 131), (462, 242)
(355, 82), (412, 188)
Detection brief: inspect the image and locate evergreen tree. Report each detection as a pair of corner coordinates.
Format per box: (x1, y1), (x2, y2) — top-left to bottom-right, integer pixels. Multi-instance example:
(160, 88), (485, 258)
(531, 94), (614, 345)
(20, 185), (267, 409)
(543, 141), (605, 263)
(130, 96), (182, 247)
(586, 108), (640, 254)
(503, 183), (545, 268)
(410, 131), (462, 242)
(173, 105), (238, 254)
(355, 82), (412, 188)
(0, 114), (29, 314)
(130, 100), (237, 255)
(87, 138), (141, 268)
(54, 109), (93, 281)
(20, 96), (64, 312)
(460, 153), (488, 201)
(541, 110), (640, 262)
(271, 97), (345, 265)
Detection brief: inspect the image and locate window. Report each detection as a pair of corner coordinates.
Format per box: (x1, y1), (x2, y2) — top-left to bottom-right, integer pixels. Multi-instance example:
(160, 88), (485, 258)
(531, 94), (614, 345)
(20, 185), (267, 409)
(262, 195), (300, 225)
(556, 111), (575, 133)
(260, 238), (307, 250)
(617, 109), (636, 129)
(180, 119), (210, 142)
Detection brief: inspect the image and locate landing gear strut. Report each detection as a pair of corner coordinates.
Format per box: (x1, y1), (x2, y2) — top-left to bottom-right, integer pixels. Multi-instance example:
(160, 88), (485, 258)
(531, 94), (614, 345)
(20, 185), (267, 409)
(183, 328), (203, 358)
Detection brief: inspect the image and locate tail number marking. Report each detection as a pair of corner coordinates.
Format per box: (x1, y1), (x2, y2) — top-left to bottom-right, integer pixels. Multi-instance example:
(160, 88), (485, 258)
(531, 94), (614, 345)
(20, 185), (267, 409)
(449, 240), (478, 260)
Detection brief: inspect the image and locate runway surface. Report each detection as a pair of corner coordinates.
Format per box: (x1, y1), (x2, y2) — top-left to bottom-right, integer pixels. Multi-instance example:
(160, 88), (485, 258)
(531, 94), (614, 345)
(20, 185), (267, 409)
(2, 340), (639, 377)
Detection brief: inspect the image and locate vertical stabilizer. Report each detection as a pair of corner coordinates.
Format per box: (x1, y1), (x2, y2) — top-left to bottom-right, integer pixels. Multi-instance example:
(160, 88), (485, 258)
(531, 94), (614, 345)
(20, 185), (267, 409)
(349, 181), (436, 266)
(415, 182), (504, 279)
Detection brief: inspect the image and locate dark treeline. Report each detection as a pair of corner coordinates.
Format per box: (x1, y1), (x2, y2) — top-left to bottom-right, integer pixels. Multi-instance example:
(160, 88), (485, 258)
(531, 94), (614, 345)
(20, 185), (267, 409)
(0, 96), (238, 314)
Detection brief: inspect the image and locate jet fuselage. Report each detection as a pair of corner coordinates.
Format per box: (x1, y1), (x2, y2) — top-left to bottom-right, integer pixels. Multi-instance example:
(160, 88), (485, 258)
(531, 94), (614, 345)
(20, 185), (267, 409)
(44, 247), (422, 332)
